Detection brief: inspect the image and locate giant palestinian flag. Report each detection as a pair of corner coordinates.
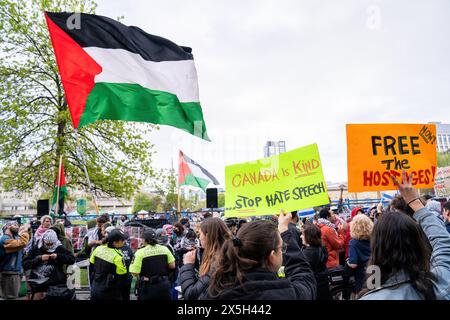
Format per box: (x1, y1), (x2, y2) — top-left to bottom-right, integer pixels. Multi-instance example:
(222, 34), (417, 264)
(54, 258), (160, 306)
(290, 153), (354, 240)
(45, 12), (209, 140)
(179, 151), (219, 191)
(52, 163), (68, 215)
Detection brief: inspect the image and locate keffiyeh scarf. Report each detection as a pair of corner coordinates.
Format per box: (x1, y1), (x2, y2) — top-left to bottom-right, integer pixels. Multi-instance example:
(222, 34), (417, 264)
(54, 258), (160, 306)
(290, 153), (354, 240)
(38, 230), (62, 252)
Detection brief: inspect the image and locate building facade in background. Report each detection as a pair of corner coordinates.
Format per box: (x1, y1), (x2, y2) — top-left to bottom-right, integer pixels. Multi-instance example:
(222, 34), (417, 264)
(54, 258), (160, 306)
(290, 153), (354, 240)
(433, 122), (450, 153)
(0, 186), (133, 216)
(264, 141), (286, 158)
(0, 188), (39, 214)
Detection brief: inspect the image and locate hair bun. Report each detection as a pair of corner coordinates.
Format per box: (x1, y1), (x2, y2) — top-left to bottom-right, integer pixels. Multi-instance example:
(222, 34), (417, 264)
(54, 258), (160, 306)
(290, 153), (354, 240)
(232, 236), (242, 247)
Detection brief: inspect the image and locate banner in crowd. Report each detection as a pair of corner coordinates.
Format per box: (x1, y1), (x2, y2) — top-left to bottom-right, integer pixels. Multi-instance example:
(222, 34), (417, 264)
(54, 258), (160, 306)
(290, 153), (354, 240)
(435, 166), (450, 197)
(64, 226), (87, 251)
(346, 124), (437, 192)
(225, 143), (329, 217)
(77, 199), (87, 215)
(123, 226), (144, 251)
(65, 225), (146, 252)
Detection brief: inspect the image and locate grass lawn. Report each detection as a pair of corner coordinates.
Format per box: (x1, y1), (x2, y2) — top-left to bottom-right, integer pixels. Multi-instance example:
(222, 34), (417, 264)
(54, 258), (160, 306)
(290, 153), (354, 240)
(70, 220), (87, 226)
(80, 268), (89, 287)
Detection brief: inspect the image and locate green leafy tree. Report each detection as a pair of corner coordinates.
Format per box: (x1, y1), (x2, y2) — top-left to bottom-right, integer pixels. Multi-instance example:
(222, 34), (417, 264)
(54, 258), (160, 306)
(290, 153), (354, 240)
(180, 194), (194, 211)
(192, 192), (199, 208)
(0, 0), (156, 199)
(218, 193), (225, 207)
(155, 168), (178, 211)
(153, 168), (200, 212)
(194, 200), (206, 211)
(132, 193), (163, 213)
(438, 152), (450, 168)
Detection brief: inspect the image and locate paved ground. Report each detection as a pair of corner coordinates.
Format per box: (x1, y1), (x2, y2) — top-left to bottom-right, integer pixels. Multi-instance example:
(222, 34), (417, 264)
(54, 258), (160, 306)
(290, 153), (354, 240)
(75, 288), (92, 300)
(12, 288), (136, 300)
(75, 288), (138, 300)
(12, 286), (182, 300)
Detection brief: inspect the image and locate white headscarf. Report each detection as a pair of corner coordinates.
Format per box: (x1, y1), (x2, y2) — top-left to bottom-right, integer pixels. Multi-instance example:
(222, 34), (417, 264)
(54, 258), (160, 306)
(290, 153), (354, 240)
(2, 221), (18, 234)
(38, 230), (62, 253)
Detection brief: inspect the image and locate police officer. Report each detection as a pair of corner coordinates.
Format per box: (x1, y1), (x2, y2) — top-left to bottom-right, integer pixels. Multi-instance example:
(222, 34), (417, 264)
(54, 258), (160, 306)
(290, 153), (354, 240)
(89, 229), (128, 300)
(130, 228), (176, 300)
(102, 226), (134, 300)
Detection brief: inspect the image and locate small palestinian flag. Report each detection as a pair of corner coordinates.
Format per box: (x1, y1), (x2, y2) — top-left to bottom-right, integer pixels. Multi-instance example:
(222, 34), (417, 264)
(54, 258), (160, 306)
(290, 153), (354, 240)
(179, 151), (219, 191)
(52, 164), (68, 215)
(45, 12), (209, 140)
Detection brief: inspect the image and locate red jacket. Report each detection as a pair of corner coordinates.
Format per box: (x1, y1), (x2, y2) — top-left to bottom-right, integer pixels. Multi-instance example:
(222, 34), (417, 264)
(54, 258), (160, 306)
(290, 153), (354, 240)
(318, 224), (345, 269)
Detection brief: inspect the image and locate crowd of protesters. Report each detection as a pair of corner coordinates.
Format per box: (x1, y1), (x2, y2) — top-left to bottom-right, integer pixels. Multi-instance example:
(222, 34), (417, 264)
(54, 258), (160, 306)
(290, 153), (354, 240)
(1, 172), (450, 300)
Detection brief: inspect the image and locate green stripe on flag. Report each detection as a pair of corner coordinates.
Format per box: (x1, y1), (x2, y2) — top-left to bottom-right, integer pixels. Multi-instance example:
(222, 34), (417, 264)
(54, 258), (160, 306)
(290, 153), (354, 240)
(180, 174), (210, 192)
(80, 82), (210, 140)
(51, 185), (68, 206)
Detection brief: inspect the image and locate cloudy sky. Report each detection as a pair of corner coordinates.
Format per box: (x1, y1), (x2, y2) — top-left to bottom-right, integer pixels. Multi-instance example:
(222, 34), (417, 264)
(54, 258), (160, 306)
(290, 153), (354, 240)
(95, 0), (450, 186)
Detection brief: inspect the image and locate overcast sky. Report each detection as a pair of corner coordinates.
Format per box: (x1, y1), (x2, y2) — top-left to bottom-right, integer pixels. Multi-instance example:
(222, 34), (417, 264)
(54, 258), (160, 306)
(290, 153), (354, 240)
(95, 0), (450, 187)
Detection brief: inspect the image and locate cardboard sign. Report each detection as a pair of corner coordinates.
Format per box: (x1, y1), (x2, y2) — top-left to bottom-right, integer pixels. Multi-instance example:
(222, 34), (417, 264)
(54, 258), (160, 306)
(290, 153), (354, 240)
(346, 124), (437, 192)
(435, 166), (450, 197)
(225, 143), (329, 217)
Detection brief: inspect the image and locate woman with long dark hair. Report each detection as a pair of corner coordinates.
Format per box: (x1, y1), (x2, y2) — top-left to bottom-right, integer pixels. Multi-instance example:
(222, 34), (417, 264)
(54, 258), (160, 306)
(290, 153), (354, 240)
(180, 217), (232, 300)
(203, 211), (316, 300)
(360, 172), (450, 300)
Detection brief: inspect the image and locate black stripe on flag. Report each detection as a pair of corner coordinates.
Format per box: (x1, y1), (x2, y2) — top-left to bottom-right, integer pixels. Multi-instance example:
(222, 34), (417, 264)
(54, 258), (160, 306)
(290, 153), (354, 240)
(45, 12), (193, 62)
(183, 153), (220, 185)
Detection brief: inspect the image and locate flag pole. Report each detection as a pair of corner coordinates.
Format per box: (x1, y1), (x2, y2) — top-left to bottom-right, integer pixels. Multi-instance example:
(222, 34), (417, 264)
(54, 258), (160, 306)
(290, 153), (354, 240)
(177, 186), (181, 221)
(177, 150), (181, 221)
(54, 155), (63, 217)
(74, 130), (100, 215)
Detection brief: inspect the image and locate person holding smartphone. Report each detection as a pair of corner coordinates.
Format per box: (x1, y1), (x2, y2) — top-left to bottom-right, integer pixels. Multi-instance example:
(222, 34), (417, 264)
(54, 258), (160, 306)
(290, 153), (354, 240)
(175, 229), (199, 268)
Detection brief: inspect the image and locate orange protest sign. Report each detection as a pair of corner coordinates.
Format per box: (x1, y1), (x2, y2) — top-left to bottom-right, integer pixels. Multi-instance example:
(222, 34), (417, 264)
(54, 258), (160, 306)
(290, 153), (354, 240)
(346, 124), (437, 192)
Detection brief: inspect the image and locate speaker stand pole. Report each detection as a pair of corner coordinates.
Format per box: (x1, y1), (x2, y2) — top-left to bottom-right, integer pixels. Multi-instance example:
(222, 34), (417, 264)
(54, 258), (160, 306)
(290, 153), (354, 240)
(75, 130), (100, 215)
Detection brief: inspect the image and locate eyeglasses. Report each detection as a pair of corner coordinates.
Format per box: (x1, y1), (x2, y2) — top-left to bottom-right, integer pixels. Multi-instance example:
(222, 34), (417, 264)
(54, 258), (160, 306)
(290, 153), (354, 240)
(276, 242), (288, 254)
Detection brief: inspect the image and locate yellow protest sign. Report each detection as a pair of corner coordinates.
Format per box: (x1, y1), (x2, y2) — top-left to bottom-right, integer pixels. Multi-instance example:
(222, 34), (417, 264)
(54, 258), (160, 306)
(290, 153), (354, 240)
(225, 143), (329, 217)
(346, 124), (437, 192)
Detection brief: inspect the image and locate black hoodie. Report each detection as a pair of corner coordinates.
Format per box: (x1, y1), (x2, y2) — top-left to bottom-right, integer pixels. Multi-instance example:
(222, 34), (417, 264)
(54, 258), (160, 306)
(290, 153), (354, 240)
(23, 245), (75, 293)
(302, 246), (330, 300)
(302, 246), (328, 274)
(200, 231), (316, 300)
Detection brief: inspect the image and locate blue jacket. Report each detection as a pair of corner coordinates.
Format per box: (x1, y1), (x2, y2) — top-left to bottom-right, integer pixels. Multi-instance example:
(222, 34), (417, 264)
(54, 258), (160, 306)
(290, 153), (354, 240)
(0, 233), (30, 273)
(360, 208), (450, 300)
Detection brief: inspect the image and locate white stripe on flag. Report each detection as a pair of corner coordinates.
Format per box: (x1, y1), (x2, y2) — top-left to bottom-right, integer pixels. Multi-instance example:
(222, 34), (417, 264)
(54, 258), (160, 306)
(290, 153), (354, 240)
(84, 47), (200, 102)
(297, 209), (315, 217)
(187, 162), (218, 185)
(382, 193), (394, 199)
